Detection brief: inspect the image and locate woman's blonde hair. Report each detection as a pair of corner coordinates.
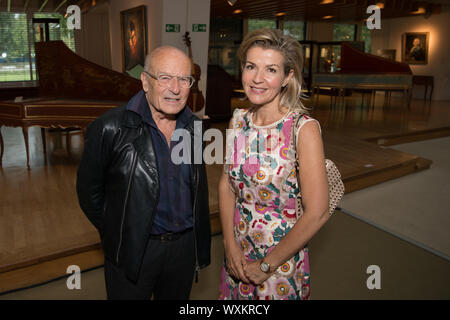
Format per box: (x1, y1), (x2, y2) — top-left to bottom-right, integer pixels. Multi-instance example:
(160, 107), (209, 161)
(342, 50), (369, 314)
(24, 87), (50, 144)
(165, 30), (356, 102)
(237, 28), (310, 114)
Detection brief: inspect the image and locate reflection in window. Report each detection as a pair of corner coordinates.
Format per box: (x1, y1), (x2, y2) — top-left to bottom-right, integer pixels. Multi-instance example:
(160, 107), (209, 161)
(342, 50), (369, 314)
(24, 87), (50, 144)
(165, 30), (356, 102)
(209, 18), (243, 79)
(283, 20), (305, 41)
(360, 24), (371, 53)
(333, 23), (356, 41)
(34, 13), (76, 52)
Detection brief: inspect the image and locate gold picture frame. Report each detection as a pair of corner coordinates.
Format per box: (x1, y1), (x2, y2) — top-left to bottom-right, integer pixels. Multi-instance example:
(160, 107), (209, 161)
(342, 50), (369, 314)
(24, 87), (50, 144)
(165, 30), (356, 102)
(402, 32), (429, 65)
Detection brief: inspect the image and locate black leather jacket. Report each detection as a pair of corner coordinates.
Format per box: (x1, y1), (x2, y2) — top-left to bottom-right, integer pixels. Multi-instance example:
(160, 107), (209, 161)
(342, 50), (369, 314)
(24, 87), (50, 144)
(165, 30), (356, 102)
(76, 104), (211, 283)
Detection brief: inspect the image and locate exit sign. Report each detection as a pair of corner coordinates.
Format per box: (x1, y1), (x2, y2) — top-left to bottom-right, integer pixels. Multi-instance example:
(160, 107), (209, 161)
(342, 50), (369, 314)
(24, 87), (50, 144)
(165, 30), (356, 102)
(165, 24), (180, 32)
(192, 24), (207, 32)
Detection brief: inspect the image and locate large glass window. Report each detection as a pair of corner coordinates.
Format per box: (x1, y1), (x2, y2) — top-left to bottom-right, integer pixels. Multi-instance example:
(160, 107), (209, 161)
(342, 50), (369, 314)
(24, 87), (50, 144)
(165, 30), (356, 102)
(248, 19), (276, 33)
(360, 24), (371, 53)
(0, 13), (32, 82)
(333, 23), (356, 41)
(33, 13), (76, 51)
(283, 20), (305, 41)
(0, 12), (75, 83)
(209, 18), (243, 79)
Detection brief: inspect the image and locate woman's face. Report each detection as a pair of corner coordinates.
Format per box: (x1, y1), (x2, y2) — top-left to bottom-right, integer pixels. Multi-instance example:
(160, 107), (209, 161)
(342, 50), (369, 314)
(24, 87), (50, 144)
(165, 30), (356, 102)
(242, 46), (292, 109)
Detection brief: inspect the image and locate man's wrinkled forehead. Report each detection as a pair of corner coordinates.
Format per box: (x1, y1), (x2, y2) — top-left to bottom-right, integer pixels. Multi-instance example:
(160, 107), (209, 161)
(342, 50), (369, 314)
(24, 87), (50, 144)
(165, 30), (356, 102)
(148, 46), (191, 75)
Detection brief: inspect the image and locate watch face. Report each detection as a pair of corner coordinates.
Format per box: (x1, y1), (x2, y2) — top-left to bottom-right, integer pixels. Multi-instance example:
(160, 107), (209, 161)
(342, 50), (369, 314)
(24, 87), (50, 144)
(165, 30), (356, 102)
(260, 262), (269, 273)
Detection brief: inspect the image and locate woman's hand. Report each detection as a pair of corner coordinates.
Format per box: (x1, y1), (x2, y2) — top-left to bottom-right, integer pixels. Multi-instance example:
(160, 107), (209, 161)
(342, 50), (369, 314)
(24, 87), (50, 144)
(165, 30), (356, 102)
(224, 239), (250, 283)
(243, 259), (272, 285)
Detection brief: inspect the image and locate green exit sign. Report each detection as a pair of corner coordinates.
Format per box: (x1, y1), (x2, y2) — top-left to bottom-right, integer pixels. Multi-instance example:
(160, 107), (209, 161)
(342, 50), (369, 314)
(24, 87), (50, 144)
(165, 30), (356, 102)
(192, 24), (207, 32)
(165, 24), (180, 32)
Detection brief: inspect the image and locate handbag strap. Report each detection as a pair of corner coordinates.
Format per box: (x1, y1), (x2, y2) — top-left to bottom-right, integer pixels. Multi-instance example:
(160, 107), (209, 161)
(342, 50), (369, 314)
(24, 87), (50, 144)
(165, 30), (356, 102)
(290, 114), (302, 182)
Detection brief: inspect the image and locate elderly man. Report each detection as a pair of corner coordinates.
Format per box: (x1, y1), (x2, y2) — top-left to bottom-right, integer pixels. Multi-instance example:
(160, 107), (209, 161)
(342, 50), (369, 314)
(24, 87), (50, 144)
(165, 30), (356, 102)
(76, 46), (211, 300)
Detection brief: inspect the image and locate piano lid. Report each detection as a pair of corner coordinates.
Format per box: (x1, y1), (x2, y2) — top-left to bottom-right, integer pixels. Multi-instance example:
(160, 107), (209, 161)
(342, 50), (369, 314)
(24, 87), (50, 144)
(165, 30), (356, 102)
(35, 41), (142, 101)
(340, 42), (412, 75)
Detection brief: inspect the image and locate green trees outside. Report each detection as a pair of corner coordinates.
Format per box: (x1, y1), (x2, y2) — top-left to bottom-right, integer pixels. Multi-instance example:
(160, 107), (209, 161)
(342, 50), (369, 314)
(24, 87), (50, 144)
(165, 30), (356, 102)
(0, 12), (75, 82)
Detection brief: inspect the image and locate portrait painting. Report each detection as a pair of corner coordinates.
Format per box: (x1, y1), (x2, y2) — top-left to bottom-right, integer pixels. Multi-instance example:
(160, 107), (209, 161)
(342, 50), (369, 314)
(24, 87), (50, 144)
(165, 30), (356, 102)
(120, 5), (147, 72)
(402, 32), (429, 65)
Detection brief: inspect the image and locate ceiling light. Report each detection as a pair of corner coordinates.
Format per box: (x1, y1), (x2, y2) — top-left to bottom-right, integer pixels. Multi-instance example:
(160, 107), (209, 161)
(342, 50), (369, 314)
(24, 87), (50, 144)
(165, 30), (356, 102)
(227, 0), (238, 6)
(233, 9), (242, 14)
(322, 15), (333, 19)
(320, 0), (334, 4)
(276, 12), (286, 17)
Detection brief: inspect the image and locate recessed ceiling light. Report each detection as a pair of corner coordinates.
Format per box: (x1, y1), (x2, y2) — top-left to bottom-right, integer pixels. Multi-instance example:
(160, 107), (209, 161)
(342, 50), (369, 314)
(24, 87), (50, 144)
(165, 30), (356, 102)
(233, 9), (242, 14)
(320, 0), (334, 4)
(323, 15), (333, 19)
(276, 12), (286, 17)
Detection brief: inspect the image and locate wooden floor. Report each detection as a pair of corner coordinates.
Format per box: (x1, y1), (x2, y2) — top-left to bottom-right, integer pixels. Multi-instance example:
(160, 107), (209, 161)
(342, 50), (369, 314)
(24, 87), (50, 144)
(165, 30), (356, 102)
(0, 92), (449, 294)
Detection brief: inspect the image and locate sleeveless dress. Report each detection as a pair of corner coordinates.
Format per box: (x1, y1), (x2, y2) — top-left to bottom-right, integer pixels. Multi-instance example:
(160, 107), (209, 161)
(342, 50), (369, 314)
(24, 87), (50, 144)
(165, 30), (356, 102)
(219, 108), (322, 300)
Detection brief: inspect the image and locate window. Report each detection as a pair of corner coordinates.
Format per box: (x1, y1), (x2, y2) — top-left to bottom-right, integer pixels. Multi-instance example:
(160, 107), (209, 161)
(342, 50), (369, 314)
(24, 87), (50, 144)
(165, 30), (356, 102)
(209, 17), (243, 78)
(0, 12), (75, 83)
(0, 13), (32, 82)
(248, 19), (276, 33)
(333, 23), (356, 41)
(33, 13), (76, 51)
(360, 24), (371, 53)
(283, 20), (305, 41)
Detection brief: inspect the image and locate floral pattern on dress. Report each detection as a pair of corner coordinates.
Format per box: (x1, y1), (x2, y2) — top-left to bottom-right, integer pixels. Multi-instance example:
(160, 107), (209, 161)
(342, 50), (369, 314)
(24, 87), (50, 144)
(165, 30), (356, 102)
(219, 108), (318, 300)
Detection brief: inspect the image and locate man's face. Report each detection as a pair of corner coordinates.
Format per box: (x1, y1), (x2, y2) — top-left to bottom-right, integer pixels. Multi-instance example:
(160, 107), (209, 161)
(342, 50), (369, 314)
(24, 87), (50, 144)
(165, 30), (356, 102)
(413, 38), (420, 47)
(141, 48), (191, 117)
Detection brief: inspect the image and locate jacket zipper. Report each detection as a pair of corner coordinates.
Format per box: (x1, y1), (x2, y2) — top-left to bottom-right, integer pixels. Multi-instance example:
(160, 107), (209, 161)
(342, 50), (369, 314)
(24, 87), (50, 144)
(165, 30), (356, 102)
(142, 158), (160, 242)
(192, 165), (200, 282)
(187, 120), (201, 282)
(116, 128), (141, 264)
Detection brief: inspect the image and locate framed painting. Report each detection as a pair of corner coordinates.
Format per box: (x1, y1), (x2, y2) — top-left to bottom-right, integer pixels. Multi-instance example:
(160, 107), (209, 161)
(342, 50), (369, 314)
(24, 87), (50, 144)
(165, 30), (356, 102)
(402, 32), (429, 65)
(120, 5), (147, 72)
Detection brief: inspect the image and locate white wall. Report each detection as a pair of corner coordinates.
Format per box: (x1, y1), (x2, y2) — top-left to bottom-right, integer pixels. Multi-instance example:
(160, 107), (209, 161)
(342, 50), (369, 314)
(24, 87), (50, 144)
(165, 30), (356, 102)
(75, 2), (112, 69)
(371, 10), (450, 101)
(108, 0), (163, 73)
(161, 0), (211, 101)
(108, 0), (210, 102)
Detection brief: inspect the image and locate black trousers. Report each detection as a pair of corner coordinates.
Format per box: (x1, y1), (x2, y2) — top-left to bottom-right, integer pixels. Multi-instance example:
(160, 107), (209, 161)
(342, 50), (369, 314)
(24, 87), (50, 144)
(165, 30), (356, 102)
(104, 229), (196, 300)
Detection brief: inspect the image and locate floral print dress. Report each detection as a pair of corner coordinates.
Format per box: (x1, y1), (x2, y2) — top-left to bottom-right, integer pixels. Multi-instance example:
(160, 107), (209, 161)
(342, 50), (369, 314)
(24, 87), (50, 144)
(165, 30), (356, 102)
(219, 108), (321, 300)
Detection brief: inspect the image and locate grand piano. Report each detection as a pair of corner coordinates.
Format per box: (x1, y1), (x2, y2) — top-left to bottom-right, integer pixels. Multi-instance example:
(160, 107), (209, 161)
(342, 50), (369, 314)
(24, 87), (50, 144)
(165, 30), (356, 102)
(0, 41), (142, 168)
(312, 42), (413, 109)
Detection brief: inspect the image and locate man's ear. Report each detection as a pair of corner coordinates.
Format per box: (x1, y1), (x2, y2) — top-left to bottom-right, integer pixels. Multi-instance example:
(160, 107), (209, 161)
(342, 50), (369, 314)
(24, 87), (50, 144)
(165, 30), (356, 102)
(282, 69), (294, 88)
(141, 73), (148, 93)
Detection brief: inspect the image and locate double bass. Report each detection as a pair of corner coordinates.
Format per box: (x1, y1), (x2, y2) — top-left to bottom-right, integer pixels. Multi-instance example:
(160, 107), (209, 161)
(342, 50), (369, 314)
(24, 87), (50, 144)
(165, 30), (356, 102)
(183, 32), (205, 112)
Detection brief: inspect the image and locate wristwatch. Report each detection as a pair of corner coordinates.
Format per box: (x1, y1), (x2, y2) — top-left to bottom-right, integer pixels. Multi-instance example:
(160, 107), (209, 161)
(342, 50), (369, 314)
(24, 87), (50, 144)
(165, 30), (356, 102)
(260, 261), (271, 273)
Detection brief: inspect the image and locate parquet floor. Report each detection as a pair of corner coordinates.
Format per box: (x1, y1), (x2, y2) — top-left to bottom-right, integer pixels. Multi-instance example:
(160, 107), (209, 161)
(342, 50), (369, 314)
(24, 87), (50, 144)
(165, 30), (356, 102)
(0, 92), (449, 293)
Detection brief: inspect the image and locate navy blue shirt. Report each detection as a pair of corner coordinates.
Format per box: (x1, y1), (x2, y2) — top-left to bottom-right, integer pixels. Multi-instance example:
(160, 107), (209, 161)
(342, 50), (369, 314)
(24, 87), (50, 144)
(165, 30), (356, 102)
(126, 91), (193, 234)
